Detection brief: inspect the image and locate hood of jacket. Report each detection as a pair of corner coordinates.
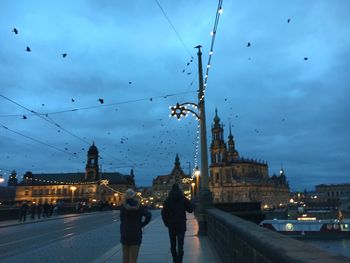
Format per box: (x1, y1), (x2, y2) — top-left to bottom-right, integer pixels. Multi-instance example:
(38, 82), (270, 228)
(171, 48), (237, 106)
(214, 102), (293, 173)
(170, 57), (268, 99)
(123, 198), (140, 210)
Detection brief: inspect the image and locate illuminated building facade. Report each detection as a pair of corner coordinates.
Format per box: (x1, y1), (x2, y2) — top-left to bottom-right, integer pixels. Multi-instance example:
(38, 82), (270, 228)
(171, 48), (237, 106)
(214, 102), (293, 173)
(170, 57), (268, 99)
(12, 143), (135, 205)
(209, 110), (290, 208)
(152, 154), (192, 205)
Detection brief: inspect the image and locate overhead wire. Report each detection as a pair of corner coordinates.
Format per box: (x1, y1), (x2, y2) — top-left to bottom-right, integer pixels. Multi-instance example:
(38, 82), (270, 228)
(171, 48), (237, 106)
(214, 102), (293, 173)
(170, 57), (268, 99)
(202, 0), (223, 96)
(0, 122), (82, 159)
(0, 94), (130, 168)
(154, 0), (193, 58)
(0, 90), (197, 118)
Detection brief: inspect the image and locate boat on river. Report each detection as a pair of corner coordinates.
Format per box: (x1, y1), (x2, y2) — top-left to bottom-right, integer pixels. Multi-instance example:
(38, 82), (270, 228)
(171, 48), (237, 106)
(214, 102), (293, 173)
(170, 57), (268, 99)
(260, 219), (350, 238)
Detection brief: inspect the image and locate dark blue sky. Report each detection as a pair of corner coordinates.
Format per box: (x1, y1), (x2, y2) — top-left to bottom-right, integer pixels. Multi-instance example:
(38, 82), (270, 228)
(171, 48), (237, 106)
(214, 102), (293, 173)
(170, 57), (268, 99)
(0, 0), (349, 190)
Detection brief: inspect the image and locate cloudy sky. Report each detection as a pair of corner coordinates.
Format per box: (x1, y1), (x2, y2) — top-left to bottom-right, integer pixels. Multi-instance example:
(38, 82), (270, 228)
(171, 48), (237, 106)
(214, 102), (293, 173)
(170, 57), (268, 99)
(0, 0), (349, 190)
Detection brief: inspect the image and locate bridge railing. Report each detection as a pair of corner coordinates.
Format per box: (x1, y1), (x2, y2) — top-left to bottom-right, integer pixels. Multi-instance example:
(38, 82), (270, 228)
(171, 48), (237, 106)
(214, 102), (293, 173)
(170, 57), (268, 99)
(206, 208), (348, 263)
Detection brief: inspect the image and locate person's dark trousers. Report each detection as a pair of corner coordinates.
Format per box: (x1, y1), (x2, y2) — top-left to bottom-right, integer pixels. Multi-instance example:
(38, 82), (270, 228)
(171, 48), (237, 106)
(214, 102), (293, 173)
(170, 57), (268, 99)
(168, 228), (185, 263)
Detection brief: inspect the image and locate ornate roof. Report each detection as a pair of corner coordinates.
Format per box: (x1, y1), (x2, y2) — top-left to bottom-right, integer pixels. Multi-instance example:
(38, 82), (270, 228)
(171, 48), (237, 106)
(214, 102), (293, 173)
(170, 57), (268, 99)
(88, 142), (98, 154)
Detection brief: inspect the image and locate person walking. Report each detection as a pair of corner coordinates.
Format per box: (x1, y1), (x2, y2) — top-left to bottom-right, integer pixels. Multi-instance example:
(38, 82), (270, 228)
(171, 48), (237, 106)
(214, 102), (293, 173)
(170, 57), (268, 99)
(120, 189), (152, 263)
(18, 201), (29, 222)
(36, 203), (42, 219)
(161, 183), (194, 263)
(43, 202), (49, 217)
(30, 203), (36, 220)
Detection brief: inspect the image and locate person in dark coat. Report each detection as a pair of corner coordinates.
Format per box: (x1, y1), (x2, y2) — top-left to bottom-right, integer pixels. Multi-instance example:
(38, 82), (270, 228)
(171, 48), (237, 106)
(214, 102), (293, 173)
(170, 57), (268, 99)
(30, 203), (36, 220)
(120, 189), (152, 263)
(161, 183), (194, 263)
(36, 203), (42, 219)
(18, 201), (29, 222)
(43, 202), (49, 217)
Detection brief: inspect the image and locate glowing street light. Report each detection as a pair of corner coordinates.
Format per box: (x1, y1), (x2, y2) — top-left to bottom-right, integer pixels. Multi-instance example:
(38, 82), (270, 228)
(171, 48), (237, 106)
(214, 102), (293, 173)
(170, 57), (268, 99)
(191, 182), (196, 198)
(194, 166), (200, 197)
(70, 186), (77, 203)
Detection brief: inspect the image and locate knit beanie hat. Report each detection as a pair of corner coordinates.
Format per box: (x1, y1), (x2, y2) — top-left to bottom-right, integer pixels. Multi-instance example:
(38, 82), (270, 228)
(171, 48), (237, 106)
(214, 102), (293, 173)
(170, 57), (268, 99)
(125, 189), (136, 200)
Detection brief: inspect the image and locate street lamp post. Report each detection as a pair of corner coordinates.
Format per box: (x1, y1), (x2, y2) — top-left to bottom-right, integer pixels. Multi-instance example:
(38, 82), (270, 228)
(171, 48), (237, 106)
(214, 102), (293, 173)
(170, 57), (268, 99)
(191, 182), (195, 199)
(70, 186), (77, 203)
(170, 45), (212, 235)
(194, 166), (200, 197)
(195, 45), (213, 235)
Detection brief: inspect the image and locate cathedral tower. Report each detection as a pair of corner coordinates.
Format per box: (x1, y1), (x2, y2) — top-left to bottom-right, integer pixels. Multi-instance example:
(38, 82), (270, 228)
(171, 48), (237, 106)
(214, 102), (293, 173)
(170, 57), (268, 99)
(227, 125), (239, 162)
(210, 109), (227, 166)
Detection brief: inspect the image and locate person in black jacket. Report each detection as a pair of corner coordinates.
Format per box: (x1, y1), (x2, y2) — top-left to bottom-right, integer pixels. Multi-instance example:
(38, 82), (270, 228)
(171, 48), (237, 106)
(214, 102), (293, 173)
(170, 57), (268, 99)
(161, 183), (194, 263)
(120, 189), (152, 263)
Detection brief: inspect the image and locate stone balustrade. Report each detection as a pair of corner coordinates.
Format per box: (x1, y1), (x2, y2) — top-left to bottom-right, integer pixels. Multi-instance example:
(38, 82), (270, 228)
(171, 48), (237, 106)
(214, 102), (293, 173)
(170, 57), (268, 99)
(206, 208), (348, 263)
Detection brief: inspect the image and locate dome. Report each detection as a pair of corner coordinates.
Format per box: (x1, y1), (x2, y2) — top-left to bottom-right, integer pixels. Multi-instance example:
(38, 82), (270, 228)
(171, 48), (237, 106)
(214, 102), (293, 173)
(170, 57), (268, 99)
(88, 142), (98, 154)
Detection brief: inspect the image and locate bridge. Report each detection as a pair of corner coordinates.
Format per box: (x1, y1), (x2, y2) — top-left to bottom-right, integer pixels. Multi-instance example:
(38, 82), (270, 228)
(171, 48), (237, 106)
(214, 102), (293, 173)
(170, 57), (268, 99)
(0, 209), (348, 263)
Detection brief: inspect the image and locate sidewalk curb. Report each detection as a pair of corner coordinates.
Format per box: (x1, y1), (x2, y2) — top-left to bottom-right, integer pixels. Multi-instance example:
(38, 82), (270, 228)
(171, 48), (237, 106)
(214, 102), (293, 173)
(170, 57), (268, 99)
(0, 210), (118, 229)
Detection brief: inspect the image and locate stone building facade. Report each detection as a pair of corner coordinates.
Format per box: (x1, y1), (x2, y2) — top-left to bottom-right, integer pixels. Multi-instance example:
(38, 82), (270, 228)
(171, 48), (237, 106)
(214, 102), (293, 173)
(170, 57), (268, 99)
(152, 154), (191, 206)
(209, 110), (290, 208)
(12, 143), (135, 205)
(316, 183), (350, 211)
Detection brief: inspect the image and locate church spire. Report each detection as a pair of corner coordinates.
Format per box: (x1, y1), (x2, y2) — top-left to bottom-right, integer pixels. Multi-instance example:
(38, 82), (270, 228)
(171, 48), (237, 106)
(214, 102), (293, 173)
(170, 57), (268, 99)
(174, 154), (180, 167)
(210, 109), (227, 166)
(213, 108), (220, 126)
(227, 123), (239, 162)
(228, 122), (233, 140)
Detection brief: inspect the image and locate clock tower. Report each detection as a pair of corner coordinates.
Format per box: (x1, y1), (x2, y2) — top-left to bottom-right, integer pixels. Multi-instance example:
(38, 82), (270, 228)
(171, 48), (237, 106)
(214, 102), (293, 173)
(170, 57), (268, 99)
(85, 142), (100, 181)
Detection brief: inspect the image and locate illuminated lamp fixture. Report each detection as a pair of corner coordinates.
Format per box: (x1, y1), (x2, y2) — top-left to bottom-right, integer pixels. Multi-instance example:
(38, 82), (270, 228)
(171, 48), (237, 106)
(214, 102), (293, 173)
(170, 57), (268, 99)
(170, 102), (200, 120)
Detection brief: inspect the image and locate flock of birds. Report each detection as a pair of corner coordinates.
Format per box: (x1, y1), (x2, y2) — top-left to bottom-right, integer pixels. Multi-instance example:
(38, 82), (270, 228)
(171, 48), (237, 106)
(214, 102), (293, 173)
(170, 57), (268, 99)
(6, 16), (300, 175)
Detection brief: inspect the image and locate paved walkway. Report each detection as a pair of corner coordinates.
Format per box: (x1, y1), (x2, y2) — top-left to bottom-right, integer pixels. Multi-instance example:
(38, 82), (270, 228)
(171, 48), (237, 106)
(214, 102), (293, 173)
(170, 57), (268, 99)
(95, 212), (220, 263)
(0, 211), (219, 263)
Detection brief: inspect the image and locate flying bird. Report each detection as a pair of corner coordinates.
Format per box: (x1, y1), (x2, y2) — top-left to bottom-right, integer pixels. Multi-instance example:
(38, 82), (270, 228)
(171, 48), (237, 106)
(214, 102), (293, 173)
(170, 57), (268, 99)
(26, 46), (31, 52)
(12, 28), (18, 34)
(182, 69), (185, 73)
(187, 72), (191, 75)
(98, 98), (104, 104)
(22, 115), (27, 119)
(304, 57), (308, 60)
(62, 53), (67, 58)
(128, 81), (132, 84)
(247, 42), (251, 47)
(71, 98), (75, 102)
(287, 18), (291, 23)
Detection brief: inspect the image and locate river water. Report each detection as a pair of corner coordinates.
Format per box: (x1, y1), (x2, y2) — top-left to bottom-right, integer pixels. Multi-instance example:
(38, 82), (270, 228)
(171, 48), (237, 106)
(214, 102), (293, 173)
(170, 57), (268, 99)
(304, 239), (350, 259)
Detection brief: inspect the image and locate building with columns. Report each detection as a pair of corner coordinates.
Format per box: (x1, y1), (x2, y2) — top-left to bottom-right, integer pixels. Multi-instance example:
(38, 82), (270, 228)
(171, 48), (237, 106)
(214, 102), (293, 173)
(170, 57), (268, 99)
(11, 142), (135, 205)
(209, 110), (290, 208)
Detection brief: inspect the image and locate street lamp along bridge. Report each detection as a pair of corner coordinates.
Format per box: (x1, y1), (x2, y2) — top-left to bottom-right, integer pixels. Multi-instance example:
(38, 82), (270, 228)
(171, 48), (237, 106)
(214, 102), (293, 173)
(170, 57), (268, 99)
(170, 45), (213, 235)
